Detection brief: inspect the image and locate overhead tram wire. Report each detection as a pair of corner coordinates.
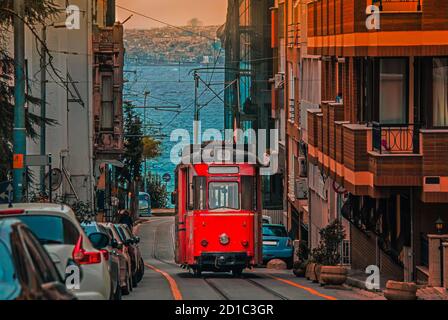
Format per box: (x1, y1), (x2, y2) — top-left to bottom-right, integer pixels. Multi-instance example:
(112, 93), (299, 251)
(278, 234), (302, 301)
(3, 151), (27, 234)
(116, 5), (225, 131)
(161, 45), (225, 130)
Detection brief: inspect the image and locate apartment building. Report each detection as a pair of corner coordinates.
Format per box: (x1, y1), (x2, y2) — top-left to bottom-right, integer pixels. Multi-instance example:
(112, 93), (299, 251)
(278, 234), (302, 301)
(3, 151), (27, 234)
(221, 0), (286, 220)
(305, 0), (448, 284)
(23, 0), (124, 218)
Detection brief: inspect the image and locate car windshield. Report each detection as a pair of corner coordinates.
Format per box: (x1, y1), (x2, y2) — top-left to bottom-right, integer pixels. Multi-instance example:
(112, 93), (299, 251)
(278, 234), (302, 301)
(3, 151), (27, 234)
(263, 225), (288, 237)
(208, 182), (239, 210)
(16, 215), (78, 245)
(82, 224), (97, 235)
(139, 194), (150, 210)
(0, 240), (16, 300)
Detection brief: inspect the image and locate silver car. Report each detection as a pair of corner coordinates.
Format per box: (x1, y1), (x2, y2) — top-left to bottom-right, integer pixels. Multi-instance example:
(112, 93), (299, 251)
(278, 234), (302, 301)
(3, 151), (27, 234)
(0, 204), (112, 300)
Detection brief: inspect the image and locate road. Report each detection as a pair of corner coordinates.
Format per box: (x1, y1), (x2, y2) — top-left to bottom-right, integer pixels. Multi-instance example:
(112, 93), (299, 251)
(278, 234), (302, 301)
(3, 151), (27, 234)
(125, 216), (380, 300)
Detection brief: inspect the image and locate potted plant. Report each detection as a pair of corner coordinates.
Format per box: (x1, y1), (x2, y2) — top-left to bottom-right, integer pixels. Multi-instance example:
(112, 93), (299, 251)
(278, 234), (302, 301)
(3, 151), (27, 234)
(310, 219), (347, 286)
(384, 280), (417, 300)
(293, 241), (309, 277)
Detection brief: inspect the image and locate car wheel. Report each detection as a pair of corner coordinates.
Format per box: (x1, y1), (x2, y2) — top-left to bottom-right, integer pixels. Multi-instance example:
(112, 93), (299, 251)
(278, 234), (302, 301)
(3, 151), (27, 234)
(232, 268), (244, 278)
(115, 282), (122, 300)
(193, 267), (202, 278)
(121, 272), (131, 296)
(132, 273), (138, 288)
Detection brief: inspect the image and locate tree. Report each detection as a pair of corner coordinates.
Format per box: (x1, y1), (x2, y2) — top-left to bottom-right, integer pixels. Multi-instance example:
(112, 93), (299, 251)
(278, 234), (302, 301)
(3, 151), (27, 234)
(146, 174), (168, 209)
(123, 103), (143, 181)
(0, 0), (59, 182)
(142, 137), (161, 159)
(187, 18), (203, 28)
(311, 219), (346, 266)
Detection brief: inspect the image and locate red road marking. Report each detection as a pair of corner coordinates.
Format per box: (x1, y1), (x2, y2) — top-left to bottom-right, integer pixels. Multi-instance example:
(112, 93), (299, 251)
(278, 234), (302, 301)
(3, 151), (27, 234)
(144, 263), (183, 300)
(265, 274), (337, 301)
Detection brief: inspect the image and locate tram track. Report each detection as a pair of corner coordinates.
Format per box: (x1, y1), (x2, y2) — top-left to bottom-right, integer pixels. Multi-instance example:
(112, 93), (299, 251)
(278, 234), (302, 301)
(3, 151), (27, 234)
(150, 219), (290, 300)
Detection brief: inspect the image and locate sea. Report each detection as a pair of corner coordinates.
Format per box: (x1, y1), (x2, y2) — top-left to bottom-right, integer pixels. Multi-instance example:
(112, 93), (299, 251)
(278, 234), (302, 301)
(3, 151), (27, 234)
(124, 63), (225, 197)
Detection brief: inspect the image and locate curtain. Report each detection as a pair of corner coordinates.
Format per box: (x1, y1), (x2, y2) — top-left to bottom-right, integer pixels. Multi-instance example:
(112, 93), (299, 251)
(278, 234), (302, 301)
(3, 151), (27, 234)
(433, 58), (448, 127)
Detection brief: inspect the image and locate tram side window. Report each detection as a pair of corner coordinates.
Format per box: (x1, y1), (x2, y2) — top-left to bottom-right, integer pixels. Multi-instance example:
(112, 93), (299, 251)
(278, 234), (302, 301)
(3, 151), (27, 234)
(241, 176), (256, 211)
(193, 176), (207, 210)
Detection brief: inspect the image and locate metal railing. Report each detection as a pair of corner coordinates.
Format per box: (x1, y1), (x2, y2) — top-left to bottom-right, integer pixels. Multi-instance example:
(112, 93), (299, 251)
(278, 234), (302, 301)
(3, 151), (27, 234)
(372, 122), (420, 154)
(287, 23), (300, 47)
(340, 240), (352, 266)
(289, 99), (295, 123)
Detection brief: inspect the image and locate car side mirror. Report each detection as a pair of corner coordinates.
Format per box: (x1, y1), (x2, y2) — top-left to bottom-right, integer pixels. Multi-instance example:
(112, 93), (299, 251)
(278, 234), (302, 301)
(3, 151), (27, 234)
(133, 236), (141, 244)
(111, 238), (119, 249)
(88, 232), (110, 250)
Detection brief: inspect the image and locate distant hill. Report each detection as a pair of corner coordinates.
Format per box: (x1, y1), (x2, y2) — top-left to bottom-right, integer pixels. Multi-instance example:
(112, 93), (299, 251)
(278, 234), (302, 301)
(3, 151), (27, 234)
(124, 26), (224, 65)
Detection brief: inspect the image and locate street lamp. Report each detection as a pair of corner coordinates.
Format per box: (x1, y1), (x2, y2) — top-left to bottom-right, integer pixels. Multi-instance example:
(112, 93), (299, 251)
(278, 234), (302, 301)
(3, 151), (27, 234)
(435, 217), (444, 234)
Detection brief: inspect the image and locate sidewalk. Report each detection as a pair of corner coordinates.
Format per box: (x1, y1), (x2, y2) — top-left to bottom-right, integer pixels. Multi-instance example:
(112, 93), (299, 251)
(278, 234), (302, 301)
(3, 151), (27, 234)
(346, 269), (448, 300)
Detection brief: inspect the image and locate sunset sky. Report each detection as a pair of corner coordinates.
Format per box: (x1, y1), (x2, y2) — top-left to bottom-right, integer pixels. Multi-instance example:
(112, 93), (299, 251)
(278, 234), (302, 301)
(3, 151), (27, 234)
(116, 0), (228, 29)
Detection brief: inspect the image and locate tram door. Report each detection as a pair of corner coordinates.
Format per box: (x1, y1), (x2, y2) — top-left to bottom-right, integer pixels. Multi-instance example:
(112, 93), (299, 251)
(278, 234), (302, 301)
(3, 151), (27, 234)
(175, 167), (188, 264)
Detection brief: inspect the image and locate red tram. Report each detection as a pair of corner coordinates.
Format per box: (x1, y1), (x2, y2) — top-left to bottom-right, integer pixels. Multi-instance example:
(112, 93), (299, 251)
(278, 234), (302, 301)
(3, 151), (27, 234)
(173, 143), (263, 276)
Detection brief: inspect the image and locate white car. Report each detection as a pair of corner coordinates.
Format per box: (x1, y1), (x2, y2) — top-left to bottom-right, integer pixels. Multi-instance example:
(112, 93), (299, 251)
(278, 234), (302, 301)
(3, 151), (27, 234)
(0, 203), (112, 300)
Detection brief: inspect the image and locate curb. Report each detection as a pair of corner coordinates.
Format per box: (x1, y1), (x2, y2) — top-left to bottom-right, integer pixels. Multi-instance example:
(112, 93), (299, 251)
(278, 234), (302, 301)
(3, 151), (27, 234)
(346, 276), (383, 293)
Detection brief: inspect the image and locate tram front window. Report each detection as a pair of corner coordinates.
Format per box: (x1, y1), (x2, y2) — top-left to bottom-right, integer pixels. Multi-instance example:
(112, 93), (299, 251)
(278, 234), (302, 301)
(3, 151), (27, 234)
(208, 182), (240, 210)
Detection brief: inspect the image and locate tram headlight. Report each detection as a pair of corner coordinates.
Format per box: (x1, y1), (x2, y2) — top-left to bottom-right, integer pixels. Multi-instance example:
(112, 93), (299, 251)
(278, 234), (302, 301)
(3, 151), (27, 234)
(219, 233), (230, 245)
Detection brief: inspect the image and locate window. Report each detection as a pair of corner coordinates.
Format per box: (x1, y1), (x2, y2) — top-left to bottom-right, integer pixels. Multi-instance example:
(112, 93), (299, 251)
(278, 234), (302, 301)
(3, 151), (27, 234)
(22, 228), (61, 284)
(101, 75), (114, 130)
(193, 176), (207, 210)
(379, 59), (408, 124)
(241, 176), (256, 211)
(288, 63), (295, 122)
(17, 216), (80, 245)
(209, 182), (240, 210)
(262, 225), (288, 237)
(0, 240), (16, 300)
(432, 58), (448, 127)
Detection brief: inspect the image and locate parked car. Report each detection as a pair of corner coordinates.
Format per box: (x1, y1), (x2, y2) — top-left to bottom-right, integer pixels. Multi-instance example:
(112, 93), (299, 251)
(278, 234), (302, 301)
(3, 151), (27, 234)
(262, 224), (294, 267)
(138, 192), (152, 217)
(0, 218), (76, 300)
(114, 224), (145, 285)
(262, 215), (273, 224)
(0, 204), (112, 300)
(81, 222), (121, 300)
(100, 223), (134, 295)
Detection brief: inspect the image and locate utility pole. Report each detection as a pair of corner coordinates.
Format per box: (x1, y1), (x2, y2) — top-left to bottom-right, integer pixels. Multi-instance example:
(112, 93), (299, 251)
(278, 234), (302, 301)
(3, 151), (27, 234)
(143, 91), (149, 192)
(13, 0), (26, 202)
(193, 71), (200, 145)
(40, 25), (47, 193)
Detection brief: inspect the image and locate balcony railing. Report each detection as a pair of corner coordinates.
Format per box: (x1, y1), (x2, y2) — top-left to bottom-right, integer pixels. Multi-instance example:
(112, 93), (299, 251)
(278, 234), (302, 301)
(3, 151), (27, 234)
(289, 99), (295, 123)
(372, 122), (420, 154)
(287, 23), (300, 47)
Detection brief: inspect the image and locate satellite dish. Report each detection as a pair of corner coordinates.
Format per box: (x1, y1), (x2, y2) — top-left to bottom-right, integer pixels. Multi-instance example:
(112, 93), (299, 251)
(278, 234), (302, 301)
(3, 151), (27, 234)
(45, 168), (63, 191)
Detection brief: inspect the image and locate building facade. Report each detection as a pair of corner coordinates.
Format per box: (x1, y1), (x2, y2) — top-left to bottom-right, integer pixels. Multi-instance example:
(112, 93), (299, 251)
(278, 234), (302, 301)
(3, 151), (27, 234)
(222, 0), (285, 219)
(22, 0), (124, 218)
(305, 0), (448, 283)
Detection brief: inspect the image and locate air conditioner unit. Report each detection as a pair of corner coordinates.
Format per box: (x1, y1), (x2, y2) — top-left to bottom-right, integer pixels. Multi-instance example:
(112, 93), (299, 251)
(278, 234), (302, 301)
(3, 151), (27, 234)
(275, 73), (285, 89)
(295, 178), (308, 200)
(298, 157), (307, 177)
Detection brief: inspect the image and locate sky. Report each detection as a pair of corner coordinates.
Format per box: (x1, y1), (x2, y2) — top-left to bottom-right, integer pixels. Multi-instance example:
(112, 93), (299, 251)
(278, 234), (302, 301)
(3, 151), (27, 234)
(116, 0), (228, 29)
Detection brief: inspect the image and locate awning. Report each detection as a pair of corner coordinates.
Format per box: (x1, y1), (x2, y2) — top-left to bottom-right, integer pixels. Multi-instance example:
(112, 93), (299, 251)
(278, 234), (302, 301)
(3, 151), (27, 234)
(99, 160), (125, 168)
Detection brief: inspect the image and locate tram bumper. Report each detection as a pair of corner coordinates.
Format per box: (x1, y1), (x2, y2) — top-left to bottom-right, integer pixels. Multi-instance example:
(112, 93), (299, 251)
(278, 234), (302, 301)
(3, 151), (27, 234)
(198, 252), (249, 271)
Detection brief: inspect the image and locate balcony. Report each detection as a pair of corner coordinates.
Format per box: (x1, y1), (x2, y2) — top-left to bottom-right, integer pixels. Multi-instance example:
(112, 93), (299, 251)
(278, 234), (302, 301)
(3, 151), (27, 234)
(287, 23), (300, 48)
(306, 103), (448, 201)
(306, 0), (448, 57)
